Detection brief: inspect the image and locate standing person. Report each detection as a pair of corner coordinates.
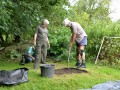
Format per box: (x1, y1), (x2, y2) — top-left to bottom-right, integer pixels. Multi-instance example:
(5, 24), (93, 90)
(63, 18), (87, 68)
(20, 46), (35, 65)
(34, 19), (50, 69)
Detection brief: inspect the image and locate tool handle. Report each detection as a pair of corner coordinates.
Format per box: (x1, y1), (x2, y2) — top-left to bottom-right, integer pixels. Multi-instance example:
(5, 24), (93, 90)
(67, 47), (71, 68)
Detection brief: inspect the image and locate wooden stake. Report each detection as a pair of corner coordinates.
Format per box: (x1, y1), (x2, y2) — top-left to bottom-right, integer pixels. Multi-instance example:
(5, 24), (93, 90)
(95, 36), (106, 64)
(95, 36), (120, 64)
(67, 47), (71, 68)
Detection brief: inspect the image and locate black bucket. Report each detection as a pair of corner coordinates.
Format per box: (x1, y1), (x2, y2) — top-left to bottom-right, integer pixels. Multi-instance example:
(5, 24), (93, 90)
(40, 64), (55, 78)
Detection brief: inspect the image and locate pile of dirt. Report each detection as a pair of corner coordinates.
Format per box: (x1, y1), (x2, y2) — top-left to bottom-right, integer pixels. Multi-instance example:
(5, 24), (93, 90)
(55, 68), (88, 75)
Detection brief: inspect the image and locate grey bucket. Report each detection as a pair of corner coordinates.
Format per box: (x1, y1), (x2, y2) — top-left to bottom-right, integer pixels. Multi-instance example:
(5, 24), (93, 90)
(40, 64), (55, 78)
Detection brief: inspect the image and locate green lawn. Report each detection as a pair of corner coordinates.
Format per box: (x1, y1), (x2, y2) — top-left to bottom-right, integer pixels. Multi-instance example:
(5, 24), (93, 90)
(0, 60), (120, 90)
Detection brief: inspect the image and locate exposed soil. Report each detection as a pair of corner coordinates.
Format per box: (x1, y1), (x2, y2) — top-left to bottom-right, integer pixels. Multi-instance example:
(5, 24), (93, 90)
(55, 68), (88, 75)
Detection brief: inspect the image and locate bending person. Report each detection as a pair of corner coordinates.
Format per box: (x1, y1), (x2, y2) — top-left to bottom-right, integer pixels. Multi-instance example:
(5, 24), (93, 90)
(63, 19), (87, 68)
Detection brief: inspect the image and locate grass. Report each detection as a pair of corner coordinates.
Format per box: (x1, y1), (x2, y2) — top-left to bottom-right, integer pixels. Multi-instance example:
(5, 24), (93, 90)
(0, 59), (120, 90)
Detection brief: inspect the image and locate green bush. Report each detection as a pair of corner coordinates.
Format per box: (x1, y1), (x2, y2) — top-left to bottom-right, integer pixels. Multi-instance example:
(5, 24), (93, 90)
(7, 49), (21, 60)
(48, 27), (72, 60)
(47, 21), (120, 62)
(85, 21), (120, 57)
(48, 26), (77, 61)
(98, 37), (120, 65)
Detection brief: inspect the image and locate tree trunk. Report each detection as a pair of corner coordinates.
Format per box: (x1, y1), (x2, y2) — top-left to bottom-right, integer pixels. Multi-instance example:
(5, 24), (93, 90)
(13, 34), (21, 43)
(5, 33), (8, 43)
(0, 33), (5, 46)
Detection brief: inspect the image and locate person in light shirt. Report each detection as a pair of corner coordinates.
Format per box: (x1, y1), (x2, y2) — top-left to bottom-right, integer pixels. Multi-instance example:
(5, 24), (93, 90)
(63, 18), (87, 68)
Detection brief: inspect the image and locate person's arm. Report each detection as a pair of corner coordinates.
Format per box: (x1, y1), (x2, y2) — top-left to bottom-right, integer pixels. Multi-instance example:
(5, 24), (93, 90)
(70, 23), (77, 47)
(46, 37), (50, 49)
(27, 54), (35, 60)
(34, 32), (37, 46)
(46, 29), (50, 49)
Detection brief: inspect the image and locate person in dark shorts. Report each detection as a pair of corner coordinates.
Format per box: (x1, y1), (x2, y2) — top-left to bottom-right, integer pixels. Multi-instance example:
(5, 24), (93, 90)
(20, 46), (35, 65)
(63, 18), (87, 68)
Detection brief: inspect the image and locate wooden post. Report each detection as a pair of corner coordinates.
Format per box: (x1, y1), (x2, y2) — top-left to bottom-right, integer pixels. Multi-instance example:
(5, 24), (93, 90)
(95, 36), (106, 64)
(67, 47), (71, 68)
(95, 36), (120, 64)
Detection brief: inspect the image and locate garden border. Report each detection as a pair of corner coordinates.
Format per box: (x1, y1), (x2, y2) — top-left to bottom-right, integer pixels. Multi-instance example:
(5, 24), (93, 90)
(95, 36), (120, 64)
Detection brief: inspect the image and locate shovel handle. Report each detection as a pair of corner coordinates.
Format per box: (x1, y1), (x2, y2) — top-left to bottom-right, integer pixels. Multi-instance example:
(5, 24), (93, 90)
(67, 47), (71, 68)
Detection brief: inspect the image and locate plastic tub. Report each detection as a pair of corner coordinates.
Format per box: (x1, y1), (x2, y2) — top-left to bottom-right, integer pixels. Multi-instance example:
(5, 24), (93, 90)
(40, 64), (55, 78)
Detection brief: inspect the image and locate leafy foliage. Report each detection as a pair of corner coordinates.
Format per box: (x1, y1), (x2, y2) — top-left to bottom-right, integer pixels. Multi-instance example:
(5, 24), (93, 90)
(0, 0), (68, 46)
(7, 49), (21, 60)
(98, 37), (120, 66)
(0, 0), (120, 67)
(48, 27), (72, 60)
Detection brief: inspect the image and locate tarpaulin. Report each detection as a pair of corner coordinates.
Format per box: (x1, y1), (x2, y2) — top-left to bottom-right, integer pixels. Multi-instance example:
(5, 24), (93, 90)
(0, 68), (29, 85)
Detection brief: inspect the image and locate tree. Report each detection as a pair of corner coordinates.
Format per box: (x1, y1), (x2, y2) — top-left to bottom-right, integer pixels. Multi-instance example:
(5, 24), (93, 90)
(68, 0), (110, 23)
(0, 0), (13, 46)
(0, 0), (68, 46)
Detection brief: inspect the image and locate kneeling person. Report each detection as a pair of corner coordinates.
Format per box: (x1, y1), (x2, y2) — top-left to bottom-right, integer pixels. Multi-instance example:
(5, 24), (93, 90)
(20, 46), (35, 65)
